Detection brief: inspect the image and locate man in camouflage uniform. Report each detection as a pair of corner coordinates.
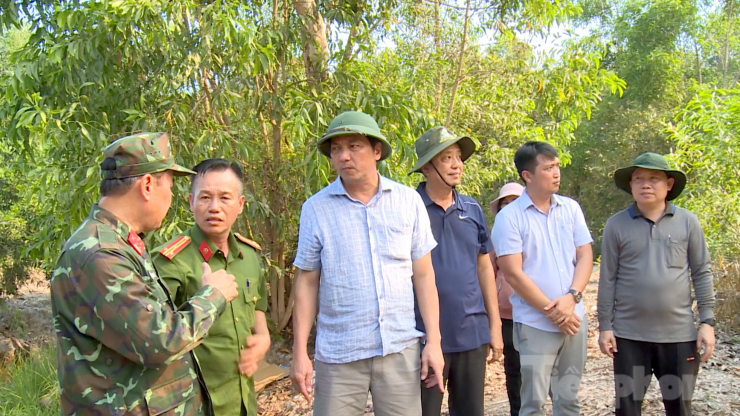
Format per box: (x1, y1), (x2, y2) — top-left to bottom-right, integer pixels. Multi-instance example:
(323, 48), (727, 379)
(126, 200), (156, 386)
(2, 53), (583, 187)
(153, 159), (270, 416)
(51, 132), (239, 416)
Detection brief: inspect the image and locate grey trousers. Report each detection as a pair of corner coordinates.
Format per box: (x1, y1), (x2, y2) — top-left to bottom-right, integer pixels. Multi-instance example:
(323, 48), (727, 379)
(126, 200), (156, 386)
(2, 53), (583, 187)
(514, 320), (588, 416)
(313, 342), (422, 416)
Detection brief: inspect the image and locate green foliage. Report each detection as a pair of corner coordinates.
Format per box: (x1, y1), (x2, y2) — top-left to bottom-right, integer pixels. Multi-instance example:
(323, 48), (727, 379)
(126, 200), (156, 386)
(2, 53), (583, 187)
(0, 0), (621, 275)
(0, 212), (32, 295)
(0, 0), (624, 330)
(563, 0), (701, 253)
(0, 27), (34, 294)
(692, 0), (740, 88)
(0, 343), (59, 416)
(668, 84), (740, 258)
(0, 26), (28, 75)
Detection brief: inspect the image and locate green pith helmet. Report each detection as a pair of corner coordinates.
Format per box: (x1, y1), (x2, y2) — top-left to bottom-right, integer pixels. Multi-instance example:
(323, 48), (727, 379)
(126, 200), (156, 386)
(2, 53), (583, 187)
(410, 126), (476, 174)
(613, 152), (687, 201)
(317, 111), (392, 161)
(101, 132), (195, 179)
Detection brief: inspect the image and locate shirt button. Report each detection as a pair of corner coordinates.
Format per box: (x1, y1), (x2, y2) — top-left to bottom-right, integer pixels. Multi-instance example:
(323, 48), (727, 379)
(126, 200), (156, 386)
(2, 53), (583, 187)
(235, 317), (239, 322)
(106, 358), (113, 365)
(146, 304), (153, 312)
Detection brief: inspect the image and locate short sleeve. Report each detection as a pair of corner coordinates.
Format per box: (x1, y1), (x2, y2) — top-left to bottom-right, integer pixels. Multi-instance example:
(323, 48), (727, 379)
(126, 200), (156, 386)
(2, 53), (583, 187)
(571, 201), (593, 247)
(411, 192), (437, 260)
(491, 208), (522, 257)
(475, 204), (493, 254)
(293, 201), (322, 271)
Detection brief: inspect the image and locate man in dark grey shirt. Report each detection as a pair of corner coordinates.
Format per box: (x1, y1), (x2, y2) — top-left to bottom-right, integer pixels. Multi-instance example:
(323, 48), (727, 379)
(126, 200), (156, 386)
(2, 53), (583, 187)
(597, 152), (716, 416)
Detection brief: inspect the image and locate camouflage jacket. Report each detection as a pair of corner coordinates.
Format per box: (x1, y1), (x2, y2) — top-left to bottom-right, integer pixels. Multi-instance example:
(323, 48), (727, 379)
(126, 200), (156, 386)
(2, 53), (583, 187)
(51, 204), (227, 416)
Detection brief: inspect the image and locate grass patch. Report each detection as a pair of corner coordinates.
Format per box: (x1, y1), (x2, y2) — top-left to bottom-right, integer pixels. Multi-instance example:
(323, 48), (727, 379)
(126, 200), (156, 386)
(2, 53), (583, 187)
(0, 301), (28, 338)
(0, 342), (59, 416)
(714, 257), (740, 333)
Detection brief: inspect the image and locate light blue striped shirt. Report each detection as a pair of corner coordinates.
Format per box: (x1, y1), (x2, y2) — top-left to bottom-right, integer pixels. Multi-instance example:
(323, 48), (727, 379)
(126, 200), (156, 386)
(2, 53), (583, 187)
(491, 190), (593, 332)
(294, 175), (437, 364)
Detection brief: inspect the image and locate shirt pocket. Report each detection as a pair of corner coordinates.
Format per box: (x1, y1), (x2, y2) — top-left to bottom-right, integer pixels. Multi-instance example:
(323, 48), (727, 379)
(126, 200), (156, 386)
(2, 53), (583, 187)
(557, 217), (577, 264)
(384, 219), (412, 261)
(243, 288), (260, 328)
(666, 237), (688, 268)
(145, 373), (193, 415)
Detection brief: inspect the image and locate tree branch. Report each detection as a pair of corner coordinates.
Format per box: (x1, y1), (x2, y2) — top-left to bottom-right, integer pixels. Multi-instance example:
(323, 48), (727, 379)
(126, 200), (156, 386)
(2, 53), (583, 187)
(721, 0), (735, 87)
(421, 0), (490, 12)
(445, 0), (471, 127)
(434, 0), (443, 118)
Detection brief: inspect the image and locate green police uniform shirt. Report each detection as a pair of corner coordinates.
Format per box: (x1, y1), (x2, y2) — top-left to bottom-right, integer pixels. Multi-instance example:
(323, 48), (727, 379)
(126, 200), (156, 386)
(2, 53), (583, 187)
(51, 204), (227, 416)
(153, 225), (268, 416)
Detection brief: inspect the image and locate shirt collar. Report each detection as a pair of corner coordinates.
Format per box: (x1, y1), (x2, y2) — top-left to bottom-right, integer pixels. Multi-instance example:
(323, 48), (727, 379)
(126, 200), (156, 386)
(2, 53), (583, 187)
(91, 203), (135, 240)
(416, 182), (462, 211)
(628, 203), (675, 219)
(517, 188), (562, 211)
(328, 172), (392, 197)
(191, 225), (244, 260)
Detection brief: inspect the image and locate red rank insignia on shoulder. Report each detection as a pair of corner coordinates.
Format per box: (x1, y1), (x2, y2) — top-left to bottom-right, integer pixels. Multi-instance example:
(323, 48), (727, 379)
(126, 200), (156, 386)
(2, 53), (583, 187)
(199, 240), (213, 262)
(128, 231), (146, 256)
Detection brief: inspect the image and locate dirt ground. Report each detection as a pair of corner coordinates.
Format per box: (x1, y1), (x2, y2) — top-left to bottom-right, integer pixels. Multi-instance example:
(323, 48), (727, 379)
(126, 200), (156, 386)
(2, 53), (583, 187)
(2, 270), (739, 415)
(255, 270), (740, 416)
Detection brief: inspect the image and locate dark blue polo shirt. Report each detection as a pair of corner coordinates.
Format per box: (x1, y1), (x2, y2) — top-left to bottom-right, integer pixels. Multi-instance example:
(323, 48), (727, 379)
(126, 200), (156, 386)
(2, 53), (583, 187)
(415, 182), (494, 353)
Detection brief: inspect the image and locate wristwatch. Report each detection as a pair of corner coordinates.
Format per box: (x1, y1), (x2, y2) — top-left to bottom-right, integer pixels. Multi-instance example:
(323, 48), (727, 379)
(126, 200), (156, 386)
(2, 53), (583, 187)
(567, 288), (582, 304)
(700, 318), (716, 327)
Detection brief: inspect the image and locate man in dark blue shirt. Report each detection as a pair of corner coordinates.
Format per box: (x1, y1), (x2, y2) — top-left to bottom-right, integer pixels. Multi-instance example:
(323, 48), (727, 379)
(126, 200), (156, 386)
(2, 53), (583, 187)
(411, 126), (504, 416)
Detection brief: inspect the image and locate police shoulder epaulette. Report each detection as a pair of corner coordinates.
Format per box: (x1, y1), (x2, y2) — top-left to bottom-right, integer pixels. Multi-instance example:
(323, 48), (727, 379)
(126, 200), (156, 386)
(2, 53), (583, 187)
(235, 233), (261, 251)
(159, 236), (192, 260)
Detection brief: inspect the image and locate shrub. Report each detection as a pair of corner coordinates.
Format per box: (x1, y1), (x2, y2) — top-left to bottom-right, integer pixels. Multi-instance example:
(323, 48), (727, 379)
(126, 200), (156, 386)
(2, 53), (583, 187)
(714, 257), (740, 333)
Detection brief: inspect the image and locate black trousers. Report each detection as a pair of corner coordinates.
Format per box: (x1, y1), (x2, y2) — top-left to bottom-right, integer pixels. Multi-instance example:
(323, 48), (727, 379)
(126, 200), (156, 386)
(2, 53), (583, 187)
(613, 337), (700, 416)
(421, 343), (488, 416)
(502, 318), (521, 416)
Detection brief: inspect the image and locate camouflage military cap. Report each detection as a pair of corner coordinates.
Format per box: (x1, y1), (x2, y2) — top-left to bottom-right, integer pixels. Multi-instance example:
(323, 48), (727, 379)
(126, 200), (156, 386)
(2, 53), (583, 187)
(101, 132), (195, 179)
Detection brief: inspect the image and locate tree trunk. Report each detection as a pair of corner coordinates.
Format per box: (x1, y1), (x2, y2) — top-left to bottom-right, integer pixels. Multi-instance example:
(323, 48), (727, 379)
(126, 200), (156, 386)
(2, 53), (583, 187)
(693, 37), (702, 84)
(294, 0), (329, 87)
(268, 0), (285, 326)
(722, 0), (735, 87)
(445, 0), (471, 127)
(434, 0), (443, 118)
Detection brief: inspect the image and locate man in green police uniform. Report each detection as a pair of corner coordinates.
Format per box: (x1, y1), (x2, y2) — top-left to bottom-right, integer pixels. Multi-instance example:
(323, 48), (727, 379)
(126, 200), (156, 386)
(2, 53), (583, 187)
(153, 158), (271, 416)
